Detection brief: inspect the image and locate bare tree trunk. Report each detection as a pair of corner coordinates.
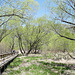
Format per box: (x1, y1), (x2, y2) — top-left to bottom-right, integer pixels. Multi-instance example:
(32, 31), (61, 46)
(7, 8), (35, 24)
(34, 49), (37, 54)
(20, 41), (25, 54)
(26, 43), (32, 56)
(11, 43), (14, 52)
(26, 49), (32, 56)
(10, 38), (15, 52)
(19, 40), (24, 55)
(34, 45), (37, 54)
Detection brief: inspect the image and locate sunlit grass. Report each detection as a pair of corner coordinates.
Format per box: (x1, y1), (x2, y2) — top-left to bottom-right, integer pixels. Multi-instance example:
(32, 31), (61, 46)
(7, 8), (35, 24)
(19, 64), (59, 75)
(24, 56), (42, 62)
(8, 70), (21, 75)
(7, 57), (23, 69)
(3, 54), (75, 75)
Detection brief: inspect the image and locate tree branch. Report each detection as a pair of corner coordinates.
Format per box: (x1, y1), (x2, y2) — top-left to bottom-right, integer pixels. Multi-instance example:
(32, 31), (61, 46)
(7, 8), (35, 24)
(0, 17), (12, 27)
(63, 1), (75, 10)
(0, 13), (26, 19)
(60, 7), (75, 17)
(51, 25), (75, 41)
(56, 18), (75, 25)
(0, 31), (11, 42)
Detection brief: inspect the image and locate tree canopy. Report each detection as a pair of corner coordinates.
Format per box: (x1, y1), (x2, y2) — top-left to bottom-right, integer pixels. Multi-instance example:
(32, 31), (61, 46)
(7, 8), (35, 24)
(0, 0), (75, 57)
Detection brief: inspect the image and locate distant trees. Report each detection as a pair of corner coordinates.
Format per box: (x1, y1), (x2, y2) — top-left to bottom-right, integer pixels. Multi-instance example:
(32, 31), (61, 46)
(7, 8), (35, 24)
(22, 17), (50, 55)
(1, 0), (75, 57)
(9, 35), (15, 52)
(0, 0), (40, 55)
(1, 16), (50, 55)
(0, 23), (11, 42)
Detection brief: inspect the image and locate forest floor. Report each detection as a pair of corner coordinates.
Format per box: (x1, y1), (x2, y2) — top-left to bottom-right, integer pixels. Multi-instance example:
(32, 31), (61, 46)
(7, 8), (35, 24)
(2, 52), (75, 75)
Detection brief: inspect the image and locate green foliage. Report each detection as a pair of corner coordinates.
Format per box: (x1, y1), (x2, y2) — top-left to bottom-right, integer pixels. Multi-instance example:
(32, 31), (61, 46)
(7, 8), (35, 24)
(2, 17), (75, 53)
(0, 0), (75, 54)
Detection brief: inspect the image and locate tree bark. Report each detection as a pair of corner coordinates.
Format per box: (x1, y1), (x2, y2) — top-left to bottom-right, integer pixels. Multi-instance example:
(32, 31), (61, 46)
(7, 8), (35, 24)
(19, 39), (24, 55)
(26, 49), (32, 56)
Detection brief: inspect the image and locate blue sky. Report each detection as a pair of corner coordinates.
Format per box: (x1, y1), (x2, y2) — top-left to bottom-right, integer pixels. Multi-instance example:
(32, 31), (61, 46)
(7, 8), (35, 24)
(35, 0), (47, 18)
(34, 0), (56, 19)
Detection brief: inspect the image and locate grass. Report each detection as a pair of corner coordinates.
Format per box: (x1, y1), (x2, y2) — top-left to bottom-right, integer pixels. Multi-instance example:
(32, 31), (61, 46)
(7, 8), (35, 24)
(8, 70), (21, 75)
(8, 58), (23, 68)
(4, 55), (59, 75)
(42, 52), (55, 59)
(19, 64), (59, 75)
(24, 56), (42, 59)
(24, 56), (42, 62)
(3, 54), (75, 75)
(5, 57), (23, 75)
(39, 61), (75, 74)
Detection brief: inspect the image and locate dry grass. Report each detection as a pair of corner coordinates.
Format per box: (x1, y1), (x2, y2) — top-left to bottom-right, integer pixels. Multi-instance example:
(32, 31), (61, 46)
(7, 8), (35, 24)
(2, 50), (75, 75)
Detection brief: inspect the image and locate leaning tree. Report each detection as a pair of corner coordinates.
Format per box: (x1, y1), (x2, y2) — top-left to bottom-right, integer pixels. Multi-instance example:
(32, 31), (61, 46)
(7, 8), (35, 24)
(46, 0), (75, 59)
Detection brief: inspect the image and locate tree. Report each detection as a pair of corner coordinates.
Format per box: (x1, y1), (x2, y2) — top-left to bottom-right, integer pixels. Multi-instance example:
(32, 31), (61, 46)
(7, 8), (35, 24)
(0, 23), (12, 42)
(0, 0), (39, 42)
(15, 27), (26, 55)
(23, 17), (51, 55)
(46, 0), (75, 40)
(46, 0), (75, 59)
(3, 32), (15, 52)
